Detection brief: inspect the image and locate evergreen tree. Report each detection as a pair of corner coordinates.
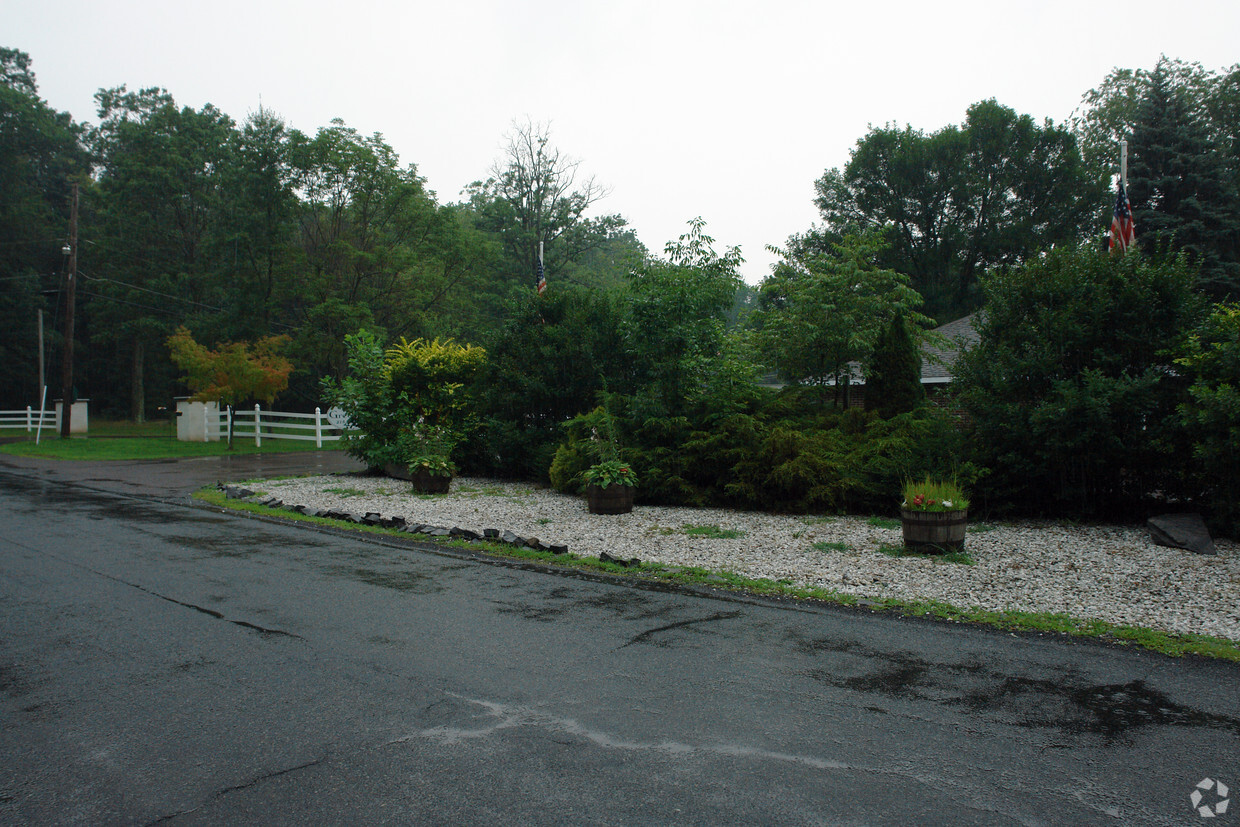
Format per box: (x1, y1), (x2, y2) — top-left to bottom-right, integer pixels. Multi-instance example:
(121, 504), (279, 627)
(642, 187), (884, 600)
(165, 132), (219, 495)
(1128, 59), (1240, 298)
(867, 314), (924, 418)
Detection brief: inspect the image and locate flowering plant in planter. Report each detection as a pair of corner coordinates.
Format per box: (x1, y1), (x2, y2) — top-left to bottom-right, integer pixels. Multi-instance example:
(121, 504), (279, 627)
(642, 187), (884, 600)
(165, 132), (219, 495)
(900, 476), (969, 552)
(901, 477), (969, 512)
(583, 459), (638, 489)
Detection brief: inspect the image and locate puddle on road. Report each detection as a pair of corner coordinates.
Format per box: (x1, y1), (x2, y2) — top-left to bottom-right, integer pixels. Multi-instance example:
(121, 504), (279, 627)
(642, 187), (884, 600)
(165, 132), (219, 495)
(493, 599), (569, 622)
(790, 630), (1240, 742)
(575, 589), (678, 622)
(487, 583), (680, 626)
(318, 564), (442, 594)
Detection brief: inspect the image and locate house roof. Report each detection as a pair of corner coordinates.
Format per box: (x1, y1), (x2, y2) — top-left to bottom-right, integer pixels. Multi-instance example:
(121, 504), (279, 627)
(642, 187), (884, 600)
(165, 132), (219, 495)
(920, 313), (981, 383)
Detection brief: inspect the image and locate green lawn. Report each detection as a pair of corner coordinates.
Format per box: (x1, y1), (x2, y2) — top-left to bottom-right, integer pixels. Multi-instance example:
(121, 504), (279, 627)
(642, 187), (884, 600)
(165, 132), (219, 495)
(1, 419), (345, 461)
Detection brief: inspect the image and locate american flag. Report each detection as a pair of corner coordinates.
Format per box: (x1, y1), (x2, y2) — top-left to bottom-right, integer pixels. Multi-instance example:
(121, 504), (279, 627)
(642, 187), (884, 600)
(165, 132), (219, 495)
(536, 253), (546, 294)
(1110, 181), (1135, 252)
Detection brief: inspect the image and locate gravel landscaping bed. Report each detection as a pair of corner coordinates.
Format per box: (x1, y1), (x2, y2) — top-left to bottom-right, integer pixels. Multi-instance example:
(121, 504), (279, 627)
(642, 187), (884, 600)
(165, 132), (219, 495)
(252, 474), (1240, 643)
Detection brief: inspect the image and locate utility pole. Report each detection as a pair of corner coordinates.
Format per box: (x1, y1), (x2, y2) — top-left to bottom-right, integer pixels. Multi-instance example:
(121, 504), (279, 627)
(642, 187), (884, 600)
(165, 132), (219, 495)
(37, 308), (44, 400)
(59, 182), (78, 438)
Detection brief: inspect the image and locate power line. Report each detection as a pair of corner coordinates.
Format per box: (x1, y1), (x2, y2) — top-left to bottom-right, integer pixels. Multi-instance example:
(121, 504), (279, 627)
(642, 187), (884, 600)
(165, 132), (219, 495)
(77, 290), (186, 317)
(80, 270), (224, 312)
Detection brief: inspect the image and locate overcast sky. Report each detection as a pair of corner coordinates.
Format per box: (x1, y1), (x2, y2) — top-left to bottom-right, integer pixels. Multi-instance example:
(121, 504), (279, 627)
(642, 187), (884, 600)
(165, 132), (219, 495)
(8, 0), (1239, 283)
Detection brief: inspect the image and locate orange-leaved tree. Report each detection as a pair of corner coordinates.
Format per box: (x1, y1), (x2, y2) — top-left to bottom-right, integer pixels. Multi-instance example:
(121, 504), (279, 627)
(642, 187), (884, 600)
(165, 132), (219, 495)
(167, 326), (293, 448)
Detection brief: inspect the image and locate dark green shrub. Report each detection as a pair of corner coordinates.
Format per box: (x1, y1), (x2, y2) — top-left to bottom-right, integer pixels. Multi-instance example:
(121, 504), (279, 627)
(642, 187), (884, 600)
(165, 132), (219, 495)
(462, 287), (630, 481)
(955, 245), (1203, 518)
(1174, 302), (1240, 536)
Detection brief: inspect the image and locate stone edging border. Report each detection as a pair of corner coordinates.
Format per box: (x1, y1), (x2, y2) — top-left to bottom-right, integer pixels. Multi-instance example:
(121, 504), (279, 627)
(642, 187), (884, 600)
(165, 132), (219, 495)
(219, 483), (589, 557)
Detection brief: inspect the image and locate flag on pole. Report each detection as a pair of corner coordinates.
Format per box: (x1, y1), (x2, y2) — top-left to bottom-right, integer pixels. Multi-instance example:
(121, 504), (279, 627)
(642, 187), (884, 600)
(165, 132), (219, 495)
(1109, 181), (1135, 253)
(536, 242), (547, 294)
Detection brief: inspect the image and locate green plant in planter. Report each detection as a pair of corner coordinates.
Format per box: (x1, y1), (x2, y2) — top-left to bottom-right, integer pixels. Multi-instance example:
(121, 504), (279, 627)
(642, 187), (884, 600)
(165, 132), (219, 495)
(583, 459), (638, 489)
(901, 477), (969, 512)
(408, 452), (456, 477)
(396, 424), (458, 478)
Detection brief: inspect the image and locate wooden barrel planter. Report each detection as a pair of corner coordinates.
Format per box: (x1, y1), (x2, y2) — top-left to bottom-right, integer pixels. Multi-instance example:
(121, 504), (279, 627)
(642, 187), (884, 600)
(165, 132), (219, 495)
(410, 468), (452, 495)
(586, 484), (635, 515)
(900, 508), (968, 553)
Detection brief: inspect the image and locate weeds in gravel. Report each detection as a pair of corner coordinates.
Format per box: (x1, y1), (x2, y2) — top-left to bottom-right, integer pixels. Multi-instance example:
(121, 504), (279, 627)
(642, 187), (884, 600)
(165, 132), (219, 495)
(879, 543), (975, 565)
(654, 523), (746, 539)
(812, 541), (849, 553)
(456, 484), (519, 498)
(322, 486), (367, 497)
(868, 516), (901, 529)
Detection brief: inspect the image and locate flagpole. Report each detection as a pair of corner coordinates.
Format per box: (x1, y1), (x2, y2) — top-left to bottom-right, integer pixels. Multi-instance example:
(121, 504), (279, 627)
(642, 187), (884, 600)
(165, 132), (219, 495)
(536, 240), (546, 295)
(1120, 140), (1127, 190)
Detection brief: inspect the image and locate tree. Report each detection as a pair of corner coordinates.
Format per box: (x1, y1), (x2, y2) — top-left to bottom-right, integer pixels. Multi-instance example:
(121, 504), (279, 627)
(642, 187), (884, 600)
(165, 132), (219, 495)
(88, 86), (237, 420)
(954, 245), (1203, 518)
(754, 232), (930, 407)
(1073, 57), (1233, 182)
(465, 286), (629, 481)
(212, 106), (301, 339)
(815, 100), (1103, 322)
(0, 49), (89, 407)
(625, 218), (744, 419)
(286, 119), (479, 391)
(866, 313), (924, 418)
(463, 119), (627, 288)
(1127, 60), (1240, 297)
(166, 326), (292, 447)
(1074, 57), (1240, 297)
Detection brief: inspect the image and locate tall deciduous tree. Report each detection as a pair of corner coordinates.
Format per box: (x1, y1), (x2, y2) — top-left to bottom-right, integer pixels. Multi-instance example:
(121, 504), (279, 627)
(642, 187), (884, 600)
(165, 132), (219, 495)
(463, 119), (627, 288)
(88, 86), (237, 420)
(286, 119), (480, 392)
(213, 106), (301, 338)
(754, 232), (930, 408)
(0, 49), (89, 407)
(625, 218), (744, 418)
(815, 100), (1102, 322)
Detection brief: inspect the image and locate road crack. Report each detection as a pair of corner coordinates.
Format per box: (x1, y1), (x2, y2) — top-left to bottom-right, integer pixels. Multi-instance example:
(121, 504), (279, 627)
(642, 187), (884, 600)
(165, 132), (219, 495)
(56, 556), (305, 641)
(618, 610), (741, 649)
(145, 756), (326, 824)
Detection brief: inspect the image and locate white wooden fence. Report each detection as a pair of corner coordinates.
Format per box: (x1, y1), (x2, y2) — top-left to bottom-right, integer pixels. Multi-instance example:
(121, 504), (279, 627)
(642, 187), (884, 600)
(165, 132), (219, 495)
(219, 405), (354, 448)
(0, 407), (57, 431)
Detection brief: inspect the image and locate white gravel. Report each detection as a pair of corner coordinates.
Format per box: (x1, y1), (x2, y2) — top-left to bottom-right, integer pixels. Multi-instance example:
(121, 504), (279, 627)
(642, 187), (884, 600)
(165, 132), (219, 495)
(251, 474), (1240, 643)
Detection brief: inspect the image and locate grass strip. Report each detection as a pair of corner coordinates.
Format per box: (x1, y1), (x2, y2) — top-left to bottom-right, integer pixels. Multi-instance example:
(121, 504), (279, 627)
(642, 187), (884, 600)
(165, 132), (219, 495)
(194, 487), (1240, 663)
(1, 435), (342, 461)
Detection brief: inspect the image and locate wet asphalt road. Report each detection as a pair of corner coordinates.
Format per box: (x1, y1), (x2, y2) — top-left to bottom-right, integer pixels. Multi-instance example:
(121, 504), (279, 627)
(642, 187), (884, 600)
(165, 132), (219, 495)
(1, 459), (1239, 825)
